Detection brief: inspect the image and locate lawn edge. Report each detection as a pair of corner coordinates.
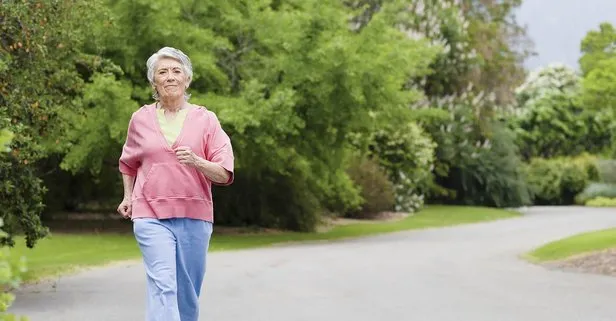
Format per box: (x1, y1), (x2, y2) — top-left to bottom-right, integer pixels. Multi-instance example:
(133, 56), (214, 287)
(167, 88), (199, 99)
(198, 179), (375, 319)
(523, 227), (616, 263)
(21, 206), (521, 284)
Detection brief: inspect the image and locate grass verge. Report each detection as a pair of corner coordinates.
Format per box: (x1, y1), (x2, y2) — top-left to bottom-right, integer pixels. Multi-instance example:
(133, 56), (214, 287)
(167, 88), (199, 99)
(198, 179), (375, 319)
(525, 228), (616, 262)
(12, 205), (518, 282)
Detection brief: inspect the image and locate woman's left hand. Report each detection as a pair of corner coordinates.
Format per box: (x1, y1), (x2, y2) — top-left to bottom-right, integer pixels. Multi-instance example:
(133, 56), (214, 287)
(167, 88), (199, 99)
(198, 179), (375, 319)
(174, 146), (199, 167)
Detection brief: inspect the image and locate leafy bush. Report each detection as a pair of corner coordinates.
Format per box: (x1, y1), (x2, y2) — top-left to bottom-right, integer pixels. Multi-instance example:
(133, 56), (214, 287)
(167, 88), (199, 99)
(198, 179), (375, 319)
(595, 159), (616, 183)
(416, 91), (532, 208)
(365, 121), (436, 213)
(346, 157), (395, 219)
(525, 154), (599, 205)
(510, 64), (612, 160)
(0, 219), (28, 321)
(575, 182), (616, 205)
(0, 131), (28, 320)
(585, 196), (616, 207)
(0, 1), (111, 247)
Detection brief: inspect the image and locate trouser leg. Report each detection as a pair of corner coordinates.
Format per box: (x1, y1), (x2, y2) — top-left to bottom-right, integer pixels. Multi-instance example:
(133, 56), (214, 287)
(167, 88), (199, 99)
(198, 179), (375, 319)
(174, 218), (213, 321)
(133, 218), (181, 321)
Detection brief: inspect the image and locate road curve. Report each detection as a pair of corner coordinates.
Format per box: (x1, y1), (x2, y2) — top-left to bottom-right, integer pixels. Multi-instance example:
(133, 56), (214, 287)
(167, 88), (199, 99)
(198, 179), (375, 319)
(9, 206), (616, 321)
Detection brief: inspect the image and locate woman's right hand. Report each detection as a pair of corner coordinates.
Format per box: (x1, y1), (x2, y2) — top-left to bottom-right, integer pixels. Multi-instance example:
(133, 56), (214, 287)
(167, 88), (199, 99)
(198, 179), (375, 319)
(117, 198), (132, 219)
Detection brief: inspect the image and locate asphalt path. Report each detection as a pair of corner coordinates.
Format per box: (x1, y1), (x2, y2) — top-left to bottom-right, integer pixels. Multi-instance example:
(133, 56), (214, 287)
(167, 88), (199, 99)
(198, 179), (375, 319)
(8, 206), (616, 320)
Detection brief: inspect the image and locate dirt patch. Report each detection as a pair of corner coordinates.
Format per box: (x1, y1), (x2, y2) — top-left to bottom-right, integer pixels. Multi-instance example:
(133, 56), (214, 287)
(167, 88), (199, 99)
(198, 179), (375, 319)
(544, 248), (616, 277)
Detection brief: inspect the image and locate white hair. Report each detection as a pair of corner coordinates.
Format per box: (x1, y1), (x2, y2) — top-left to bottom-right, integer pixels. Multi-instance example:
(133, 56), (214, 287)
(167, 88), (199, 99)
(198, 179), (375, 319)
(146, 47), (193, 101)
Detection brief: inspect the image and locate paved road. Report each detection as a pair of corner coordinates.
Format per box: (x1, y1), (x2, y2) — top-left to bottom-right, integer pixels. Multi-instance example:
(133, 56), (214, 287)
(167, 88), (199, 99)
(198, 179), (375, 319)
(8, 206), (616, 321)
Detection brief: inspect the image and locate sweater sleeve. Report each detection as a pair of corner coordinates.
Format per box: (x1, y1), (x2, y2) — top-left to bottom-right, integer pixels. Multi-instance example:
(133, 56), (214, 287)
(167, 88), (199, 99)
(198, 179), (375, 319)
(206, 112), (234, 186)
(119, 114), (140, 176)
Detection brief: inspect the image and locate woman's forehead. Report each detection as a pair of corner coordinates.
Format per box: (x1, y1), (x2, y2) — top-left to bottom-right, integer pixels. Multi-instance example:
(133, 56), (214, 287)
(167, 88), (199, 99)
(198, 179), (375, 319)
(156, 58), (182, 69)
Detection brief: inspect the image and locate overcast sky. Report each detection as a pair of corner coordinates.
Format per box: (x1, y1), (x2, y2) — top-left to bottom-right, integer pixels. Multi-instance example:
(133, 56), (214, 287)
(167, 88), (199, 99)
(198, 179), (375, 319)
(516, 0), (616, 70)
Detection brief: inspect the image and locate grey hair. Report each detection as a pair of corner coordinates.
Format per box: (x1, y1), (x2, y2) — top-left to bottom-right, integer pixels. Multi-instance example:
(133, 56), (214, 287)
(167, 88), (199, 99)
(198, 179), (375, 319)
(146, 47), (193, 101)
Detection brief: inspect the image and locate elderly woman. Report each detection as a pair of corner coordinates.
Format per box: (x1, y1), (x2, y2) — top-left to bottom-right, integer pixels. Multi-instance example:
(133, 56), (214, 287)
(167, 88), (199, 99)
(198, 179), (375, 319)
(117, 46), (234, 321)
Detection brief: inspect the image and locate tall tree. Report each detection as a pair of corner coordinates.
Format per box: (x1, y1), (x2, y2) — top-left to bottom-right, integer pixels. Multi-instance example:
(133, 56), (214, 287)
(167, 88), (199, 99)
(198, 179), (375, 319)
(461, 0), (534, 105)
(579, 22), (616, 76)
(0, 0), (112, 247)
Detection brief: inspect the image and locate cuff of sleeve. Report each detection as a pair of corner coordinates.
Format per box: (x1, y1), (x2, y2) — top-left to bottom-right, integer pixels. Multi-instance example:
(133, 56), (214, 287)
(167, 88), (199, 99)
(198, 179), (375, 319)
(119, 162), (137, 176)
(213, 160), (234, 186)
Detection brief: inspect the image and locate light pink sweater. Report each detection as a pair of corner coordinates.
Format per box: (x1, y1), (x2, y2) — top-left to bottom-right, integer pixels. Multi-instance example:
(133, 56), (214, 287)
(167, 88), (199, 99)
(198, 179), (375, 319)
(119, 104), (234, 222)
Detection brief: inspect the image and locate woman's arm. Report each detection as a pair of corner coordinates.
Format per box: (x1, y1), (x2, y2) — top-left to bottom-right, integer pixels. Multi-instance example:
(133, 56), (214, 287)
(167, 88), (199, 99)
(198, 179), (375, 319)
(122, 174), (136, 200)
(193, 157), (231, 184)
(174, 146), (231, 184)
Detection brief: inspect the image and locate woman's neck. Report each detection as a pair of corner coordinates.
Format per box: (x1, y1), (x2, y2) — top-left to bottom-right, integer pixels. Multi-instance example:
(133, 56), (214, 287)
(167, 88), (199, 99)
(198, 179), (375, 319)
(158, 98), (185, 112)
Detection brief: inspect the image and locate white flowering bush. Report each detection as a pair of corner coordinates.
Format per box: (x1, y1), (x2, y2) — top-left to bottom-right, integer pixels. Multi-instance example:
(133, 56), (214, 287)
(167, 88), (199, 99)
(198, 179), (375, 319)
(514, 63), (580, 109)
(369, 121), (436, 213)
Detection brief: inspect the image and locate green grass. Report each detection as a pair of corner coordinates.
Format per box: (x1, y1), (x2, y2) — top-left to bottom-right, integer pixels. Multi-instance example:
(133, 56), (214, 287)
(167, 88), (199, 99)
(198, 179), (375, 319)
(11, 205), (519, 282)
(525, 228), (616, 262)
(210, 205), (519, 250)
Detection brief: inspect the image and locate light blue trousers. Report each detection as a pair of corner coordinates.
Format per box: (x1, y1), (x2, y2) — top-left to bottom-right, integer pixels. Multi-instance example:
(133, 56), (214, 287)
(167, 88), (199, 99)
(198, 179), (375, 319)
(133, 218), (213, 321)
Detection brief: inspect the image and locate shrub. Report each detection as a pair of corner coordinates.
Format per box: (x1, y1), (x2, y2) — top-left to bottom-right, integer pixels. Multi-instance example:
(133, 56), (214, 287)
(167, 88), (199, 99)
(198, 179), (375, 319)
(595, 159), (616, 183)
(0, 219), (28, 321)
(575, 182), (616, 205)
(0, 130), (28, 320)
(510, 64), (612, 160)
(367, 121), (436, 213)
(525, 154), (599, 205)
(346, 157), (395, 219)
(416, 91), (532, 208)
(585, 196), (616, 207)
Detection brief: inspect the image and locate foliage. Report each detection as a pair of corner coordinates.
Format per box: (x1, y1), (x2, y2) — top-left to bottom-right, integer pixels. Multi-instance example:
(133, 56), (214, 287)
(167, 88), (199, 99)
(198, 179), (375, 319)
(416, 90), (531, 208)
(585, 196), (616, 207)
(0, 219), (28, 321)
(0, 132), (27, 319)
(399, 0), (476, 98)
(0, 130), (11, 152)
(0, 0), (538, 235)
(524, 154), (599, 205)
(595, 159), (616, 184)
(461, 0), (533, 105)
(59, 73), (138, 175)
(365, 121), (436, 213)
(0, 0), (115, 246)
(579, 57), (616, 157)
(575, 182), (616, 205)
(509, 64), (612, 159)
(579, 22), (616, 76)
(96, 0), (439, 231)
(346, 157), (395, 218)
(514, 63), (580, 106)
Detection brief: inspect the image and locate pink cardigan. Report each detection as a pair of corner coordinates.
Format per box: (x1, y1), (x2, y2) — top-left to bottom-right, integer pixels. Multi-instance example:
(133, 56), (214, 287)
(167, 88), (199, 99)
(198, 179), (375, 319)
(119, 103), (234, 222)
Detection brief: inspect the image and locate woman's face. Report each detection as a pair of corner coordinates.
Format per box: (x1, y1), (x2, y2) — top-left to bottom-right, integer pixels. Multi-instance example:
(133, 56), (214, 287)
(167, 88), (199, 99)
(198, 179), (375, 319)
(153, 57), (189, 101)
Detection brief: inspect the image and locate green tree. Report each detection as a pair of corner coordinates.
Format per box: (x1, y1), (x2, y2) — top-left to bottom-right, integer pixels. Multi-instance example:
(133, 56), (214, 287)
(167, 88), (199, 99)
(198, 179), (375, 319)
(60, 0), (439, 230)
(509, 64), (611, 159)
(461, 0), (533, 105)
(578, 22), (616, 156)
(0, 131), (29, 320)
(580, 57), (616, 156)
(579, 22), (616, 76)
(0, 0), (114, 246)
